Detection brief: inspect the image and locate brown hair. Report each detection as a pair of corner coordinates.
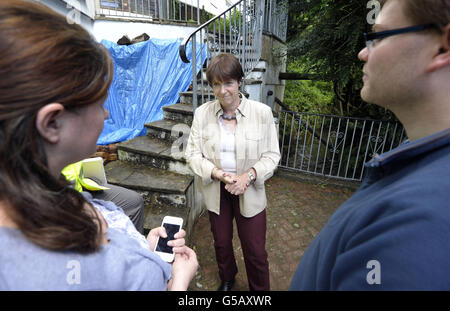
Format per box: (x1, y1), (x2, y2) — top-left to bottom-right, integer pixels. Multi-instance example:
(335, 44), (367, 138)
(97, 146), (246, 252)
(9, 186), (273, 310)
(403, 0), (450, 29)
(206, 53), (244, 86)
(380, 0), (450, 29)
(0, 0), (113, 253)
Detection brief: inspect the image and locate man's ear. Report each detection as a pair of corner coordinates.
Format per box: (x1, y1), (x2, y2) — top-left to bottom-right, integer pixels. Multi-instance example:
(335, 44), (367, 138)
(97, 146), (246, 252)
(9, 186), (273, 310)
(427, 24), (450, 73)
(35, 103), (65, 144)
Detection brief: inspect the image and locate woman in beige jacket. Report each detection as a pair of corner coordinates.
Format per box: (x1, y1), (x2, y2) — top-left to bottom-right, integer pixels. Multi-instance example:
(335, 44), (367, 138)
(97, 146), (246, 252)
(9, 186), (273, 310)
(185, 53), (280, 291)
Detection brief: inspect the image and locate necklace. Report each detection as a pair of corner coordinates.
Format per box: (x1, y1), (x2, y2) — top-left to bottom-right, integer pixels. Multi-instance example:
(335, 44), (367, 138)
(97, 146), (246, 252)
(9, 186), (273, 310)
(221, 96), (241, 120)
(222, 113), (236, 120)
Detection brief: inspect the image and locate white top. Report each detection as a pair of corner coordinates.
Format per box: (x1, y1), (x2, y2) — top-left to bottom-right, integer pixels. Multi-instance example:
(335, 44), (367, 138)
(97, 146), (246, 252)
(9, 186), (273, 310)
(219, 117), (237, 174)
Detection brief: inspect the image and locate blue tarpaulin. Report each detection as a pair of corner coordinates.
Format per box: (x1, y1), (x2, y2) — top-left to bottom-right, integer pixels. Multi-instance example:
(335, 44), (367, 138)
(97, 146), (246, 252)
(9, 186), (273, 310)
(97, 38), (206, 145)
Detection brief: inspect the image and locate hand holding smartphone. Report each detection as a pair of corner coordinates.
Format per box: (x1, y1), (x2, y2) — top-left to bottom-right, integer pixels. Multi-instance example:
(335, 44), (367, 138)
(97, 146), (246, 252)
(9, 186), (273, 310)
(154, 216), (183, 262)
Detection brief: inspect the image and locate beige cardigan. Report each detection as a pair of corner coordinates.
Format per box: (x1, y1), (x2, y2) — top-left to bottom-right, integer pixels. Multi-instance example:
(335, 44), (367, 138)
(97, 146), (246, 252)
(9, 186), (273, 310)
(185, 95), (280, 217)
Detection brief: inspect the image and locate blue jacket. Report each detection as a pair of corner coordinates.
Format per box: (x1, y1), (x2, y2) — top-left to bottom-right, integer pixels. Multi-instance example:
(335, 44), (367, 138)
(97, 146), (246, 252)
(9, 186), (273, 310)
(290, 128), (450, 290)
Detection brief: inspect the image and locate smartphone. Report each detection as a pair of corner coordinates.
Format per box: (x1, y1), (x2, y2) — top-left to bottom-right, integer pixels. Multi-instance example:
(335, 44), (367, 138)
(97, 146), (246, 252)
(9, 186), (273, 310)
(154, 216), (183, 262)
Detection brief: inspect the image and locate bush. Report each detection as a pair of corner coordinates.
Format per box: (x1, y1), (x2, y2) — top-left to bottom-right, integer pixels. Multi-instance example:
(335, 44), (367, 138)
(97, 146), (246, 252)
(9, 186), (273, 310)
(283, 59), (334, 114)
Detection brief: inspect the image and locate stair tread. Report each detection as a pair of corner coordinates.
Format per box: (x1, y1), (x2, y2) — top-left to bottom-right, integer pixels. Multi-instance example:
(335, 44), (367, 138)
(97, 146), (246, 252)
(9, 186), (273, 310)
(162, 103), (194, 115)
(118, 135), (187, 161)
(105, 160), (193, 194)
(145, 119), (189, 132)
(179, 91), (211, 97)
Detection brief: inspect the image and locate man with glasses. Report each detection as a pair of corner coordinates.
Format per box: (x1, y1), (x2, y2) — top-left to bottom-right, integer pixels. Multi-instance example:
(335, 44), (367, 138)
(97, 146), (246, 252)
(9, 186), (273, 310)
(290, 0), (450, 290)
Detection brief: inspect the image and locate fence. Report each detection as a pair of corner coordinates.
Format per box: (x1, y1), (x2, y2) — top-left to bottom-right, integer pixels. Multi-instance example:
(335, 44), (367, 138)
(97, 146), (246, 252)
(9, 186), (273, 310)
(278, 110), (406, 181)
(96, 0), (203, 23)
(263, 0), (288, 41)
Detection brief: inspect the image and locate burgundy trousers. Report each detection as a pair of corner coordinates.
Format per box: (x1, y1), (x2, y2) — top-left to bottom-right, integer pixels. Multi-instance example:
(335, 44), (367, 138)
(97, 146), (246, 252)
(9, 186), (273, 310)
(208, 182), (270, 291)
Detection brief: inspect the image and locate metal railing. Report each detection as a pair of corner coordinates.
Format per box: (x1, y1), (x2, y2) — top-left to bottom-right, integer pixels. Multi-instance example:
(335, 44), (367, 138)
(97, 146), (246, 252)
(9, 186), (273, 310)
(263, 0), (288, 41)
(278, 110), (407, 181)
(179, 0), (279, 111)
(95, 0), (202, 23)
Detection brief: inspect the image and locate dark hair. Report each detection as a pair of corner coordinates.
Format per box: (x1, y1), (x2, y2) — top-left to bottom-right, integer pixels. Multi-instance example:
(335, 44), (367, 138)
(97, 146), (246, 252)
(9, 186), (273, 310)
(380, 0), (449, 30)
(0, 0), (113, 253)
(206, 53), (244, 86)
(404, 0), (449, 29)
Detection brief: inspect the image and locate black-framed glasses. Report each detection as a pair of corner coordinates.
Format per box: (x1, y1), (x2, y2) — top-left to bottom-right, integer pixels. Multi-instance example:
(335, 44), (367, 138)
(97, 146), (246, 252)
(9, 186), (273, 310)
(364, 24), (437, 51)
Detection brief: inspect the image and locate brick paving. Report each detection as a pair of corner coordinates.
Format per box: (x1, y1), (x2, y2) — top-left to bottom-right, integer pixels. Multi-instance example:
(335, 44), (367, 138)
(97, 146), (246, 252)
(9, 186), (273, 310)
(187, 173), (355, 291)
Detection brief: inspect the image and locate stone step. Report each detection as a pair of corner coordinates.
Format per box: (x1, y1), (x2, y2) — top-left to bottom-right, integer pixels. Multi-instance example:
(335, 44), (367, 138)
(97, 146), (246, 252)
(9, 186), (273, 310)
(163, 103), (194, 126)
(179, 91), (212, 105)
(104, 160), (194, 232)
(117, 135), (192, 175)
(145, 118), (191, 144)
(209, 48), (260, 58)
(204, 35), (257, 49)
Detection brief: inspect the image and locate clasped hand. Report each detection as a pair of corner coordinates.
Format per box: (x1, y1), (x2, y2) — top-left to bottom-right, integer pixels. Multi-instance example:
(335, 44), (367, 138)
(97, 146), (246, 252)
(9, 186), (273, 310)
(213, 168), (250, 196)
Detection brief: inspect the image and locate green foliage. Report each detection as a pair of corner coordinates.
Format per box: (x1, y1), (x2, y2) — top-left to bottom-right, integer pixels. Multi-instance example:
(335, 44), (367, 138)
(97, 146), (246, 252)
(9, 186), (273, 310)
(207, 8), (242, 34)
(284, 58), (334, 114)
(284, 79), (333, 114)
(170, 1), (214, 24)
(286, 0), (397, 121)
(200, 6), (215, 24)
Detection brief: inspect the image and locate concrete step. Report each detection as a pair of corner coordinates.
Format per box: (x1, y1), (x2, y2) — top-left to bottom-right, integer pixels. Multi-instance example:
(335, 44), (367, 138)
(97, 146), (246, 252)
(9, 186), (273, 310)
(145, 119), (191, 144)
(162, 103), (194, 126)
(204, 35), (258, 51)
(179, 91), (212, 105)
(104, 160), (194, 232)
(209, 48), (260, 58)
(117, 135), (192, 175)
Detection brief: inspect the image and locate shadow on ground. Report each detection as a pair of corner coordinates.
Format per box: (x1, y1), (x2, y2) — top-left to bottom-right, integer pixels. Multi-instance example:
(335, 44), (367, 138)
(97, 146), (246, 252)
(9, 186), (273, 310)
(188, 173), (355, 291)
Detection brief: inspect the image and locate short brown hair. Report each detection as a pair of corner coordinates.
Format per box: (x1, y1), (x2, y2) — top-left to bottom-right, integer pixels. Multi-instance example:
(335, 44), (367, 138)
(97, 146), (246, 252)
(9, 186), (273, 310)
(404, 0), (450, 29)
(380, 0), (450, 29)
(206, 53), (244, 86)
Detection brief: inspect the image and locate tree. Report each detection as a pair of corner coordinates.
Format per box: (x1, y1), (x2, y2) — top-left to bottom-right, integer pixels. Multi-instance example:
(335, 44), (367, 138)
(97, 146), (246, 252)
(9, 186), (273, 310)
(286, 0), (396, 121)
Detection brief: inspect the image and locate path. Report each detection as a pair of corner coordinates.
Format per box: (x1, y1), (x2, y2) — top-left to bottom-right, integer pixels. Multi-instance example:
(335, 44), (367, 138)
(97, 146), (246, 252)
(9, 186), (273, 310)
(188, 173), (355, 291)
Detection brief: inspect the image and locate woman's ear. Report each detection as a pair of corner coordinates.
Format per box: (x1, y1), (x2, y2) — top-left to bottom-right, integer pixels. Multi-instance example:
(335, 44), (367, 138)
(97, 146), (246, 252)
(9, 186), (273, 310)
(35, 103), (65, 144)
(427, 24), (450, 73)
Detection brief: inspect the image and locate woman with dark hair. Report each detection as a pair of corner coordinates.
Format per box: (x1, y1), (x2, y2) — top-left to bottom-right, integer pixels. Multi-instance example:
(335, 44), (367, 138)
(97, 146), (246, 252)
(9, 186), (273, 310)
(0, 0), (197, 290)
(185, 53), (280, 291)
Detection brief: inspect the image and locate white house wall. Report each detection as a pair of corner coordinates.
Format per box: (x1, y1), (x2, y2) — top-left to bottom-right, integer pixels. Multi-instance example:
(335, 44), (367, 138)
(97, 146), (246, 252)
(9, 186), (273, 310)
(37, 0), (94, 32)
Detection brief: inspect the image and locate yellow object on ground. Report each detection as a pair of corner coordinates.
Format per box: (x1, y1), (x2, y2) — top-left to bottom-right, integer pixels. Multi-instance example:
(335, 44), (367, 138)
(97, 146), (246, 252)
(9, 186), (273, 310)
(62, 161), (109, 192)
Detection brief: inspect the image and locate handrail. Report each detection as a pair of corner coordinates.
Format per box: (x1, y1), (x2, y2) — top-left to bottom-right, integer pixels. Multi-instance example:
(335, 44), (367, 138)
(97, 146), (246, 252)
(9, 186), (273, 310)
(178, 0), (263, 111)
(179, 0), (244, 63)
(178, 0), (287, 111)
